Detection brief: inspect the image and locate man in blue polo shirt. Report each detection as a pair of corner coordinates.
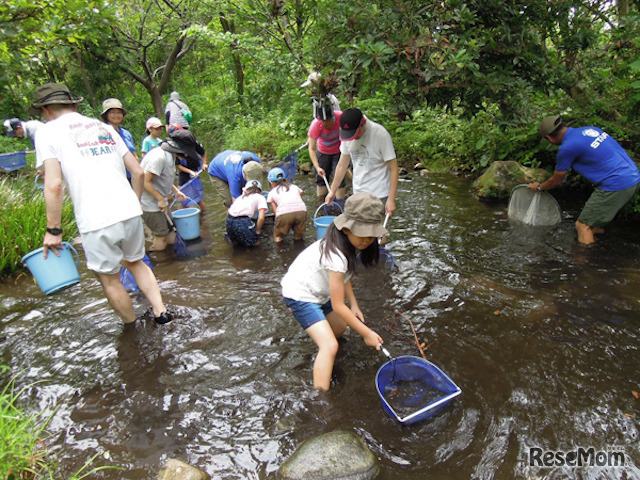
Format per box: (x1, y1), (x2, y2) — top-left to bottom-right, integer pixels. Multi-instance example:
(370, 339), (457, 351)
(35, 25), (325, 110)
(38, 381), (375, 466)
(207, 150), (263, 209)
(529, 115), (640, 245)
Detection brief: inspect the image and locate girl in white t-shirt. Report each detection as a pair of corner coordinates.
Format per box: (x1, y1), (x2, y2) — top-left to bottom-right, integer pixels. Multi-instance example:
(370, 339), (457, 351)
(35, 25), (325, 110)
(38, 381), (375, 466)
(266, 167), (307, 243)
(280, 192), (387, 391)
(226, 180), (268, 246)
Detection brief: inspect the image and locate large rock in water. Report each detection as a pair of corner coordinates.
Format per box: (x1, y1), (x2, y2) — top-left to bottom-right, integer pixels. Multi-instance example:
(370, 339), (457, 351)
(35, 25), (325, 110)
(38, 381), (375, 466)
(472, 160), (549, 200)
(278, 430), (379, 480)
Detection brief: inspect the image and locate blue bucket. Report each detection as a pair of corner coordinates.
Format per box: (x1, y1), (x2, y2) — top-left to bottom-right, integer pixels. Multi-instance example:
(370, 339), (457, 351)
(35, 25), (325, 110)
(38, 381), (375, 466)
(313, 202), (343, 240)
(172, 208), (201, 240)
(21, 242), (80, 295)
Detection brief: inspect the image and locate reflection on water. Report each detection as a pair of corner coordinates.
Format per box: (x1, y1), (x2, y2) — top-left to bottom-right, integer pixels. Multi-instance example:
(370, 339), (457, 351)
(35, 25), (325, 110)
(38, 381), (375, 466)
(1, 173), (640, 479)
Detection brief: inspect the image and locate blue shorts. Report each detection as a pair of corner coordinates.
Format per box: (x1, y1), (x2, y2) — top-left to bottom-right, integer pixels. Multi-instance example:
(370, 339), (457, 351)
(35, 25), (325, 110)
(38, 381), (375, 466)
(283, 297), (333, 329)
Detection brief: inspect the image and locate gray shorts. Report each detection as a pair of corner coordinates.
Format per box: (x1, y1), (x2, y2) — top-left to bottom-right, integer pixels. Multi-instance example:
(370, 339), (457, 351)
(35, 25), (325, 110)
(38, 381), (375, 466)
(81, 216), (145, 275)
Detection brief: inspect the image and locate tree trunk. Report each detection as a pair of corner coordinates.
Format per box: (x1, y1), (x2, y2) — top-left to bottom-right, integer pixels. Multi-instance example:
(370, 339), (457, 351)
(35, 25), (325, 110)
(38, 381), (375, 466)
(219, 12), (245, 98)
(75, 49), (96, 110)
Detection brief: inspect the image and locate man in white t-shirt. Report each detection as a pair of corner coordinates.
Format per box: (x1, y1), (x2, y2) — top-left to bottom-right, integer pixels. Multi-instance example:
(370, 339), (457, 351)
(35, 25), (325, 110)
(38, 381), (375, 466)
(4, 117), (43, 148)
(325, 108), (398, 219)
(31, 82), (173, 325)
(140, 141), (187, 251)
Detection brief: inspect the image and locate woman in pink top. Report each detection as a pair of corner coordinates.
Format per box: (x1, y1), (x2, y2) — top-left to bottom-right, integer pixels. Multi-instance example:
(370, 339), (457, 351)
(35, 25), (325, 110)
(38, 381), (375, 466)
(307, 99), (347, 200)
(266, 167), (307, 243)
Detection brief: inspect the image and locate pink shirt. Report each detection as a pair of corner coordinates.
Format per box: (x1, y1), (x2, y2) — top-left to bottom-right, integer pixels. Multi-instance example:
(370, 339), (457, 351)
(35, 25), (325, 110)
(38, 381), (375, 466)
(267, 184), (306, 216)
(308, 111), (342, 155)
(228, 192), (268, 217)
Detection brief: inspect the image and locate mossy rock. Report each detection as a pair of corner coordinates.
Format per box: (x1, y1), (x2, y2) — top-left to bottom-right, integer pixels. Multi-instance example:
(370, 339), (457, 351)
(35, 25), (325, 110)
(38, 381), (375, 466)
(278, 430), (379, 480)
(472, 160), (549, 201)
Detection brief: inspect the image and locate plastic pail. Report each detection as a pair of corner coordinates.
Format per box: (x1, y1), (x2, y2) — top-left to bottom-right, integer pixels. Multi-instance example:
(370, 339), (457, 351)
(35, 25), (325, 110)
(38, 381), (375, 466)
(172, 208), (201, 240)
(21, 241), (80, 295)
(313, 202), (343, 240)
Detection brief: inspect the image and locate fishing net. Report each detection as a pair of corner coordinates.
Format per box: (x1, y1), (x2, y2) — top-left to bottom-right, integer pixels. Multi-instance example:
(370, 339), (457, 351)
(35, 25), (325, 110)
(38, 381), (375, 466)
(508, 185), (562, 226)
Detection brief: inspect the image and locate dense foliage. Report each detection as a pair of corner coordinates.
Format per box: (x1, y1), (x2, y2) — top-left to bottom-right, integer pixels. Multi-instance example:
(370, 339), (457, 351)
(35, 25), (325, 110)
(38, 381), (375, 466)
(1, 1), (639, 174)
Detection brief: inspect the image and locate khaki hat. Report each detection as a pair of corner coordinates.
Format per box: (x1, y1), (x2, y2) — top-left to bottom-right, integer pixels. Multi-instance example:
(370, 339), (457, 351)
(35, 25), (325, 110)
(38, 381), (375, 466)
(101, 98), (127, 116)
(334, 193), (387, 238)
(539, 115), (562, 137)
(242, 161), (263, 182)
(28, 83), (83, 116)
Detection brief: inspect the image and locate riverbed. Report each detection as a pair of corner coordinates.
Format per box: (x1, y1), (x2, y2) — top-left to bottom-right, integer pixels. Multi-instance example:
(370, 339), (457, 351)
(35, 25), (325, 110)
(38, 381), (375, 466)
(1, 172), (639, 479)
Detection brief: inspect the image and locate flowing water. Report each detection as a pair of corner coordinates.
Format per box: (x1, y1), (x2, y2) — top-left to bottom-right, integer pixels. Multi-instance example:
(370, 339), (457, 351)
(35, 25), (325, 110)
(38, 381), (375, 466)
(1, 173), (639, 479)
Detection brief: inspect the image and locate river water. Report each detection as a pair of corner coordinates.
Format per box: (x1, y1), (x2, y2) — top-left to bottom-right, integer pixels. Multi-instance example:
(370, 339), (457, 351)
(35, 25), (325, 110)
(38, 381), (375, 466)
(1, 173), (639, 479)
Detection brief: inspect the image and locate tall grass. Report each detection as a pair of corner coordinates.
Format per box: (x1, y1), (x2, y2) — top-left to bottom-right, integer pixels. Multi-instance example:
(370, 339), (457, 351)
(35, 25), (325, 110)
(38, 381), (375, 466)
(0, 174), (78, 278)
(0, 367), (120, 479)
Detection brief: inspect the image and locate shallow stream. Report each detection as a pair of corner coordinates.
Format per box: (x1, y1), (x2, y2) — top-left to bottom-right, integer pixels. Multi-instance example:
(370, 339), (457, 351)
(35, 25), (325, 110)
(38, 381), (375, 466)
(1, 173), (639, 479)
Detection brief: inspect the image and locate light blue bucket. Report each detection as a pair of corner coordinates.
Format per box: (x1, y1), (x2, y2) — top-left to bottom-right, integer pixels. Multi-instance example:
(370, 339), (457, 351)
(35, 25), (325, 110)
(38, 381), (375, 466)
(172, 207), (201, 240)
(313, 202), (343, 240)
(22, 241), (80, 295)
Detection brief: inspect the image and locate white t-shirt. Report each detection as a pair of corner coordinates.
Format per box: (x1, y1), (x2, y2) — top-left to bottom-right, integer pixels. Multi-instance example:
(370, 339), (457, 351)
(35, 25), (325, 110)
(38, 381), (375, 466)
(281, 239), (351, 304)
(140, 147), (176, 212)
(35, 112), (141, 233)
(266, 184), (306, 216)
(228, 192), (268, 217)
(339, 118), (396, 198)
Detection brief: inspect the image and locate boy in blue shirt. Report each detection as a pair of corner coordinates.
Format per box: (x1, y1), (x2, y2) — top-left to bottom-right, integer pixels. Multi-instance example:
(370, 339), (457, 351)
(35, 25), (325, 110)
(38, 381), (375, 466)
(530, 115), (640, 245)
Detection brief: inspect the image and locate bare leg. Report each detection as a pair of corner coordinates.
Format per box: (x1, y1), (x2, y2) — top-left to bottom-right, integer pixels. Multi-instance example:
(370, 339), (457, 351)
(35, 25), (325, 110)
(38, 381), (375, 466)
(576, 220), (596, 245)
(122, 259), (166, 317)
(317, 184), (328, 198)
(97, 272), (136, 323)
(305, 320), (340, 391)
(335, 187), (347, 200)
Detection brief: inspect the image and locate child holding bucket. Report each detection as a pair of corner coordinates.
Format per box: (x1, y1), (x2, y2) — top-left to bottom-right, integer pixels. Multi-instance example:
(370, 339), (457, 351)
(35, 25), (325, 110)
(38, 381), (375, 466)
(281, 192), (386, 391)
(266, 167), (307, 243)
(226, 179), (268, 247)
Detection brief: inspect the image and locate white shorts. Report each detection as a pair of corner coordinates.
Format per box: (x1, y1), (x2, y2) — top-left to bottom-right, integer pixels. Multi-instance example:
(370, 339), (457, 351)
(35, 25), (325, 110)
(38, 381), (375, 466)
(81, 216), (145, 275)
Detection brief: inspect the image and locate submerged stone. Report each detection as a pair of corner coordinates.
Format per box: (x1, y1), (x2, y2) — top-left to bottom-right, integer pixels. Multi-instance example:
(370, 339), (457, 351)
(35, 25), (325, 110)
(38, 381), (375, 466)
(278, 430), (379, 480)
(157, 459), (210, 480)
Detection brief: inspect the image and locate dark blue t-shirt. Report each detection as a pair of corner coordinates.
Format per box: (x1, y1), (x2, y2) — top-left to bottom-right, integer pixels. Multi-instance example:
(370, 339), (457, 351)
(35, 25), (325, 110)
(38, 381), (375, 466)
(208, 150), (260, 198)
(556, 127), (640, 191)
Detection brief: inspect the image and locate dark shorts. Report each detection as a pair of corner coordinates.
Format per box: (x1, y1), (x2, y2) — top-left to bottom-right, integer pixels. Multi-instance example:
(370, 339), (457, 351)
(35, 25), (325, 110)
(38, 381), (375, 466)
(142, 210), (171, 236)
(315, 151), (346, 189)
(274, 211), (307, 239)
(226, 215), (258, 246)
(578, 183), (640, 227)
(283, 297), (334, 329)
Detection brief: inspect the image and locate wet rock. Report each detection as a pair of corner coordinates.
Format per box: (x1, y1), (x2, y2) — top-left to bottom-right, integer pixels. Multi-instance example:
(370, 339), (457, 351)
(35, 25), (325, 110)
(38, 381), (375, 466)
(157, 459), (210, 480)
(278, 430), (379, 480)
(299, 162), (314, 174)
(472, 160), (548, 200)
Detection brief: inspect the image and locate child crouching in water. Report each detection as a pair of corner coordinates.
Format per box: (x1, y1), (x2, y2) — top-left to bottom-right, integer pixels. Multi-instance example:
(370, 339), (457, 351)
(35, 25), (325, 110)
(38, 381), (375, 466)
(281, 192), (386, 391)
(226, 179), (268, 246)
(266, 167), (307, 243)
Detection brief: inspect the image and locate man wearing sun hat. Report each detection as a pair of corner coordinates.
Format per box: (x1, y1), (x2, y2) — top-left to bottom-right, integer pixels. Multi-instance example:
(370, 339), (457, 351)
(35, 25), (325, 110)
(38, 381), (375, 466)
(326, 108), (399, 220)
(31, 82), (173, 325)
(529, 115), (640, 245)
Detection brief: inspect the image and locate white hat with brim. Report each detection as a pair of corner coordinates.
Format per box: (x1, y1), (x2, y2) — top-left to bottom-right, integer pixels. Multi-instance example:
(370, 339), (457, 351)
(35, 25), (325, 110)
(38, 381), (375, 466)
(333, 193), (387, 238)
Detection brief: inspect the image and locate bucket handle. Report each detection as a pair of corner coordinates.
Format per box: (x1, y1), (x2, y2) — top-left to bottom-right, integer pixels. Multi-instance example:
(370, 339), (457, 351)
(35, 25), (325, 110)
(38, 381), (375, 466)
(34, 173), (44, 190)
(313, 201), (343, 221)
(62, 241), (80, 267)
